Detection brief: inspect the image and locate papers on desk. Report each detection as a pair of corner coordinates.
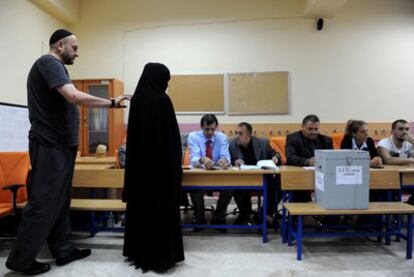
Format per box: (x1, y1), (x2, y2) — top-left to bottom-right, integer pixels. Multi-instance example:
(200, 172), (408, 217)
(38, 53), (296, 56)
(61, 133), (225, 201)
(303, 166), (315, 170)
(211, 165), (226, 170)
(239, 165), (260, 170)
(240, 160), (279, 171)
(199, 165), (228, 170)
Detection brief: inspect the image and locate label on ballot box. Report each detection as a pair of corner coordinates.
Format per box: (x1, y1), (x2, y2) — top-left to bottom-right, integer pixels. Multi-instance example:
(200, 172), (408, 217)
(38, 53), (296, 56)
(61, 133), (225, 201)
(315, 171), (325, 192)
(315, 150), (369, 210)
(336, 166), (363, 185)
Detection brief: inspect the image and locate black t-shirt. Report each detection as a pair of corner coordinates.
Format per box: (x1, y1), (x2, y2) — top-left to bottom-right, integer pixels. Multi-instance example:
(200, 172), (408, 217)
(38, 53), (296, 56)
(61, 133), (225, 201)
(27, 55), (79, 147)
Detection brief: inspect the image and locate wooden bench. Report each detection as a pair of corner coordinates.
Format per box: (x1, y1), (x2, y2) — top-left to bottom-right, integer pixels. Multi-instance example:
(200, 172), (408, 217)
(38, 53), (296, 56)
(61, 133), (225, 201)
(284, 202), (414, 260)
(71, 168), (125, 235)
(279, 166), (401, 243)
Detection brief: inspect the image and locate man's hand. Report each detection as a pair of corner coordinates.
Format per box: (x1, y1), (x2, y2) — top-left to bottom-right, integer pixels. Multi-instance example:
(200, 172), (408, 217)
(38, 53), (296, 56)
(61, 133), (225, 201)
(200, 157), (214, 170)
(403, 133), (414, 145)
(370, 156), (383, 168)
(114, 94), (132, 108)
(272, 156), (279, 165)
(217, 158), (228, 169)
(235, 159), (244, 167)
(308, 157), (315, 166)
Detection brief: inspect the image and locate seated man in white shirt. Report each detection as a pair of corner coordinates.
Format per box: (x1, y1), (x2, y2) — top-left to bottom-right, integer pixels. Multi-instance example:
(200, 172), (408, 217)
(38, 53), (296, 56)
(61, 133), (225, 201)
(187, 114), (232, 231)
(378, 119), (414, 204)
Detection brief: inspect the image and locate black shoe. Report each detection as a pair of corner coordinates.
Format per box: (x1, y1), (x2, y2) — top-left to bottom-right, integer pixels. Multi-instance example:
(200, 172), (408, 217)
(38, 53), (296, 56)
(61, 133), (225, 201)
(56, 248), (91, 266)
(6, 260), (50, 276)
(356, 216), (375, 228)
(321, 216), (341, 226)
(234, 214), (249, 225)
(266, 215), (279, 230)
(192, 217), (206, 232)
(211, 217), (227, 233)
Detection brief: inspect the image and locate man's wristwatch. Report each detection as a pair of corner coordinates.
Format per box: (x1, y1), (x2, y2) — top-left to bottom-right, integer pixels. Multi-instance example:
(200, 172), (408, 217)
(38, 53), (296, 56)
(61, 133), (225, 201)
(109, 98), (115, 108)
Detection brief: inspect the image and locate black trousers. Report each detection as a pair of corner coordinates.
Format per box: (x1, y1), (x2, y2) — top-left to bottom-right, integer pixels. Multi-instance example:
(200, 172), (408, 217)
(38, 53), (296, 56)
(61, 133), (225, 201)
(6, 140), (77, 270)
(190, 190), (233, 221)
(234, 175), (281, 217)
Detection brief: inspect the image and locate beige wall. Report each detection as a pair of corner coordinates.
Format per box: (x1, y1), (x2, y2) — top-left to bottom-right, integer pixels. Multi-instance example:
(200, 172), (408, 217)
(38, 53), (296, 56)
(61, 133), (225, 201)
(1, 0), (414, 124)
(29, 0), (80, 24)
(0, 0), (66, 105)
(70, 0), (414, 123)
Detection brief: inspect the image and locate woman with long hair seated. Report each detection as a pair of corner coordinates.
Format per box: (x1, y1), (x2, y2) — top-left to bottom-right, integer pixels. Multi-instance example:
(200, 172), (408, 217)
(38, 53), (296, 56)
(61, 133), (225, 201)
(340, 119), (383, 168)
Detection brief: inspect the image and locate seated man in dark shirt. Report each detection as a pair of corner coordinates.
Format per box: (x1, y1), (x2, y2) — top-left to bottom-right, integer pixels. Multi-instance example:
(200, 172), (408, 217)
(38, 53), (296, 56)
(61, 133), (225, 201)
(229, 122), (281, 225)
(285, 114), (333, 202)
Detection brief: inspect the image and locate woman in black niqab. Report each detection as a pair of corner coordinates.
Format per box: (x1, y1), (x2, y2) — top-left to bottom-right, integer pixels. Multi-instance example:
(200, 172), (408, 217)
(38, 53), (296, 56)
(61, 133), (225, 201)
(122, 63), (184, 272)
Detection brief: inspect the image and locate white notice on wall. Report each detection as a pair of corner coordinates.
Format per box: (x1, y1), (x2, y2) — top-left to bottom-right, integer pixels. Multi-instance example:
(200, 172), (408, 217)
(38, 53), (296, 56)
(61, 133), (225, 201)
(0, 104), (30, 152)
(336, 166), (362, 185)
(315, 171), (325, 191)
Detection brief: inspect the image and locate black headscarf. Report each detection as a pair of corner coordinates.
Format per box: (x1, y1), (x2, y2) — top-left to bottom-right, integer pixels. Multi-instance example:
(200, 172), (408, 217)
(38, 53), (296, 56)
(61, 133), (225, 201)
(134, 62), (170, 93)
(122, 63), (184, 271)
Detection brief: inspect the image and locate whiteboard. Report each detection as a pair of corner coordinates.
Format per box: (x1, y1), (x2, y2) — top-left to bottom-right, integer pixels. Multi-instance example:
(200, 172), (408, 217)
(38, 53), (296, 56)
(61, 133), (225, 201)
(0, 103), (30, 152)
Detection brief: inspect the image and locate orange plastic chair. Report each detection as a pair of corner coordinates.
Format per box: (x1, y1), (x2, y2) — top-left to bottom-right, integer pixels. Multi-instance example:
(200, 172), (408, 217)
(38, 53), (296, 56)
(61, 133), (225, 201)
(269, 136), (287, 165)
(331, 133), (345, 150)
(115, 149), (120, 169)
(183, 146), (190, 166)
(0, 152), (30, 218)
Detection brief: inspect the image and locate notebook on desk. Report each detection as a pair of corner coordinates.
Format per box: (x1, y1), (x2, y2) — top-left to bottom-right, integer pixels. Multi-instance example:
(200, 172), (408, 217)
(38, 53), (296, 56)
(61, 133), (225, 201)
(240, 160), (278, 170)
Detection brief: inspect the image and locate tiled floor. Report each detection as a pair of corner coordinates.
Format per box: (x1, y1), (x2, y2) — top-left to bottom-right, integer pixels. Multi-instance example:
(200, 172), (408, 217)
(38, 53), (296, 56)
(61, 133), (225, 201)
(2, 228), (414, 276)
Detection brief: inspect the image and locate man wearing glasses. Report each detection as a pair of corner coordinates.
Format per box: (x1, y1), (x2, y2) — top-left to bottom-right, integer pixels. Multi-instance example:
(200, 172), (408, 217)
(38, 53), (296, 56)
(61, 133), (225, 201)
(187, 114), (232, 231)
(378, 119), (414, 204)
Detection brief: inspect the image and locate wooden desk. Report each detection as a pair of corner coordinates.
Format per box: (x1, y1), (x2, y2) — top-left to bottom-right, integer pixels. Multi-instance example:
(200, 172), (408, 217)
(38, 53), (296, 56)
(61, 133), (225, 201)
(76, 156), (116, 165)
(72, 168), (274, 188)
(183, 168), (274, 243)
(391, 166), (414, 192)
(72, 168), (125, 235)
(284, 202), (414, 260)
(73, 168), (124, 188)
(74, 164), (114, 170)
(182, 168), (274, 187)
(279, 165), (400, 191)
(71, 168), (275, 241)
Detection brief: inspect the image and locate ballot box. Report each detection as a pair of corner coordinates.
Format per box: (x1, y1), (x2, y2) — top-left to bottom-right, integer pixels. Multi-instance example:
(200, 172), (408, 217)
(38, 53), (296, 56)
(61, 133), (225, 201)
(314, 150), (369, 210)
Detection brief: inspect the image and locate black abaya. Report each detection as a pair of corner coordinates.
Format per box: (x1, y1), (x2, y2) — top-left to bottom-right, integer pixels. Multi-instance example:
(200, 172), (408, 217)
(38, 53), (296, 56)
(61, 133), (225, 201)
(122, 63), (184, 271)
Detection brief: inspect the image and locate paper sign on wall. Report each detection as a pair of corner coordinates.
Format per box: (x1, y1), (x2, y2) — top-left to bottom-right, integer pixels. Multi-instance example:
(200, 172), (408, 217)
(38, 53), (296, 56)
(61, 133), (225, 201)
(336, 166), (362, 185)
(315, 171), (325, 191)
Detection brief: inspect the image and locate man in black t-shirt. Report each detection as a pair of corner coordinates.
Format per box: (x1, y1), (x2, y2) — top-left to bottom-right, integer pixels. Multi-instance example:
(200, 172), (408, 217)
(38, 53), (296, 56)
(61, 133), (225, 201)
(6, 29), (130, 276)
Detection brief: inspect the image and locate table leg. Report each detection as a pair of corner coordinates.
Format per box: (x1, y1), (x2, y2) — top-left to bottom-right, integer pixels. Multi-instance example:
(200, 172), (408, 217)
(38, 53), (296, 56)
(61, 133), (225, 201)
(297, 215), (303, 261)
(407, 214), (413, 259)
(282, 191), (288, 243)
(288, 214), (293, 246)
(385, 215), (391, 245)
(263, 176), (268, 243)
(89, 211), (96, 237)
